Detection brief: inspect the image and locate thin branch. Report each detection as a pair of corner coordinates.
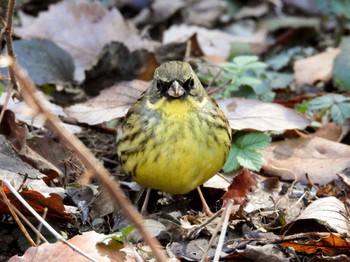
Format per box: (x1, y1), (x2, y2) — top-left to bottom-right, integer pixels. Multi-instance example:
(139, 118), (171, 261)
(2, 180), (98, 262)
(0, 193), (48, 244)
(9, 60), (169, 261)
(0, 0), (18, 125)
(0, 182), (36, 247)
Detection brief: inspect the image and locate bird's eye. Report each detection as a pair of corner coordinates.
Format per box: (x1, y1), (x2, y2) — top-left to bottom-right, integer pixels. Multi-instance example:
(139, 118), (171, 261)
(156, 80), (168, 93)
(183, 78), (195, 91)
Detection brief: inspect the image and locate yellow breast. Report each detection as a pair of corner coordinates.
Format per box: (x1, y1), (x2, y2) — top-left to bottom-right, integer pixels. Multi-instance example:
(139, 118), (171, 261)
(118, 96), (231, 194)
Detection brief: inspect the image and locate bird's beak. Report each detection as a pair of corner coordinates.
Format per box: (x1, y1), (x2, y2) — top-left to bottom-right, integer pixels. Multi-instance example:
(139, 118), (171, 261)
(168, 81), (185, 98)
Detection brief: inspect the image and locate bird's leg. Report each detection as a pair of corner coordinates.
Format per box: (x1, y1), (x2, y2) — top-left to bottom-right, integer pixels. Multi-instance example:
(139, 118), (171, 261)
(141, 187), (152, 215)
(197, 187), (213, 216)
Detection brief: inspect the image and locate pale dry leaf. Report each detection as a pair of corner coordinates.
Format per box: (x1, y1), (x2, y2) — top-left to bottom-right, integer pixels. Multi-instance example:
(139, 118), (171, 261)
(283, 197), (350, 236)
(163, 24), (267, 58)
(217, 98), (310, 131)
(132, 0), (185, 25)
(244, 244), (289, 262)
(183, 0), (227, 28)
(293, 48), (341, 87)
(261, 137), (350, 185)
(311, 122), (343, 142)
(15, 0), (155, 81)
(0, 135), (64, 196)
(0, 92), (81, 133)
(9, 231), (135, 262)
(203, 174), (230, 190)
(64, 80), (149, 125)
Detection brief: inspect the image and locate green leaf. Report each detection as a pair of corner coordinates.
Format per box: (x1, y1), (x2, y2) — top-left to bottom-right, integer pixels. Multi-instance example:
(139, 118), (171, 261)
(330, 102), (350, 125)
(233, 55), (259, 66)
(333, 52), (350, 91)
(122, 225), (134, 237)
(236, 132), (271, 151)
(222, 147), (241, 172)
(237, 151), (263, 172)
(223, 132), (271, 172)
(308, 95), (335, 110)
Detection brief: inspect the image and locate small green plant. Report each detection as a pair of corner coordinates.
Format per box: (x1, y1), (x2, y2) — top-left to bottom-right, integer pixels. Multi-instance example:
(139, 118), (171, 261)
(98, 225), (134, 251)
(199, 56), (274, 101)
(299, 94), (350, 125)
(223, 132), (271, 172)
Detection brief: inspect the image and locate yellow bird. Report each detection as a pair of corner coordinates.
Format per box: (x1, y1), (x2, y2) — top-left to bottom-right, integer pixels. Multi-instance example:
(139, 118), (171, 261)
(116, 61), (231, 207)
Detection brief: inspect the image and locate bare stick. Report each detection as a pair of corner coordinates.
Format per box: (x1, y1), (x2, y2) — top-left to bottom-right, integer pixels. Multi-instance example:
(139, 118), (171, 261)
(3, 180), (98, 262)
(8, 60), (168, 261)
(0, 182), (36, 247)
(0, 191), (48, 243)
(0, 0), (19, 124)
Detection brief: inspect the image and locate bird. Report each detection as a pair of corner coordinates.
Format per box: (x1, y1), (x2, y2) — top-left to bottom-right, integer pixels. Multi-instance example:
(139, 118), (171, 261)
(116, 61), (232, 213)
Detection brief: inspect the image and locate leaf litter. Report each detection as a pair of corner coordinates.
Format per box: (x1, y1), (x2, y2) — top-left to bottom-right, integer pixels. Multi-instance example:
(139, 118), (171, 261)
(1, 0), (350, 261)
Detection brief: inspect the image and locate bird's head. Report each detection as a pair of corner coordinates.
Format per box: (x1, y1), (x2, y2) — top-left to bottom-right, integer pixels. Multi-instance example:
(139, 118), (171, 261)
(148, 61), (205, 103)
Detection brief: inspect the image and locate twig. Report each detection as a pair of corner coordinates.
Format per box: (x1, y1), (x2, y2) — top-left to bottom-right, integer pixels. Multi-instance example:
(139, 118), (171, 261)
(0, 0), (18, 124)
(207, 79), (232, 95)
(0, 192), (48, 243)
(0, 182), (36, 247)
(187, 209), (223, 239)
(213, 199), (234, 262)
(8, 60), (168, 261)
(2, 180), (98, 262)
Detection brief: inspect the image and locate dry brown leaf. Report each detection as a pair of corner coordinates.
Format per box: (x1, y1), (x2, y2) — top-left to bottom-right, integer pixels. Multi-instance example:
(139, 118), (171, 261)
(0, 109), (63, 181)
(311, 122), (343, 142)
(282, 232), (350, 255)
(217, 98), (310, 131)
(222, 169), (256, 205)
(9, 231), (135, 261)
(262, 137), (350, 185)
(293, 48), (341, 87)
(0, 135), (64, 196)
(64, 80), (149, 125)
(0, 185), (72, 222)
(15, 1), (155, 81)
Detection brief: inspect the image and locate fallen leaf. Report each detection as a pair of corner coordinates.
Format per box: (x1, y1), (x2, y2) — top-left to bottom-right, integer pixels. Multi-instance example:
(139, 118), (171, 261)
(203, 174), (230, 190)
(0, 184), (71, 222)
(15, 1), (155, 81)
(27, 137), (86, 183)
(132, 0), (185, 25)
(183, 0), (226, 28)
(243, 244), (289, 261)
(64, 80), (149, 125)
(0, 135), (64, 196)
(163, 24), (267, 58)
(83, 42), (157, 96)
(9, 39), (74, 85)
(281, 232), (350, 255)
(311, 122), (343, 142)
(218, 98), (310, 131)
(222, 169), (256, 205)
(293, 48), (341, 87)
(8, 231), (134, 261)
(261, 137), (350, 185)
(0, 92), (81, 133)
(282, 197), (350, 236)
(0, 109), (62, 181)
